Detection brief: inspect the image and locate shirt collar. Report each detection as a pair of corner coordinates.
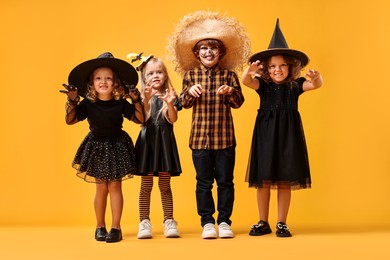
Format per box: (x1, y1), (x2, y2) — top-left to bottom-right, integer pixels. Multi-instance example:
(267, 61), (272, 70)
(200, 63), (220, 73)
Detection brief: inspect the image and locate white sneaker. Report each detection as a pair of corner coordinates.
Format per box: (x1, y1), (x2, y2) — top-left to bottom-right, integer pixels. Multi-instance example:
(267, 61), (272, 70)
(202, 223), (217, 239)
(137, 219), (152, 239)
(164, 219), (180, 238)
(218, 222), (234, 238)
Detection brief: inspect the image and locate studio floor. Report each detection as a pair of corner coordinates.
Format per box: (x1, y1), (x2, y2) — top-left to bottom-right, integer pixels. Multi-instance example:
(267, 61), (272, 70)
(1, 225), (389, 259)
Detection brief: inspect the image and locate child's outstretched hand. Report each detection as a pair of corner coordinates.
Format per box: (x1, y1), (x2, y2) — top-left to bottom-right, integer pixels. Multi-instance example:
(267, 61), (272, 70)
(143, 84), (159, 101)
(303, 69), (323, 91)
(159, 88), (177, 104)
(189, 84), (204, 98)
(305, 69), (321, 82)
(60, 84), (79, 101)
(247, 60), (264, 78)
(126, 87), (142, 103)
(217, 85), (234, 95)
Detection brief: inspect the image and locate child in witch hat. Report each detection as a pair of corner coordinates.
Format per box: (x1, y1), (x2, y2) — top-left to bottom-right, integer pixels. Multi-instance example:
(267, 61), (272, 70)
(61, 52), (144, 242)
(167, 10), (250, 239)
(242, 19), (323, 237)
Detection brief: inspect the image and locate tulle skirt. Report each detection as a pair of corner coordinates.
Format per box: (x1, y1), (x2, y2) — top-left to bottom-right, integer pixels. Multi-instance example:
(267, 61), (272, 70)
(72, 131), (137, 183)
(245, 109), (311, 190)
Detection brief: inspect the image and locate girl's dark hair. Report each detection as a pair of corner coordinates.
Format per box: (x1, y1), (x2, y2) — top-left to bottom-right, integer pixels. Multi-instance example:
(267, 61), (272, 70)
(193, 39), (226, 60)
(86, 67), (125, 102)
(261, 55), (302, 84)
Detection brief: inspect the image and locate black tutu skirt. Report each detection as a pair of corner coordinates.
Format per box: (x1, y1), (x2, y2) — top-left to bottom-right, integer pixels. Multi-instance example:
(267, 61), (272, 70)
(72, 130), (137, 183)
(245, 109), (311, 190)
(135, 123), (181, 176)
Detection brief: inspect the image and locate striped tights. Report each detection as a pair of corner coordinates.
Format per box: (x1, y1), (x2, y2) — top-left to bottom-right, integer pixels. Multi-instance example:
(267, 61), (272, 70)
(139, 172), (173, 222)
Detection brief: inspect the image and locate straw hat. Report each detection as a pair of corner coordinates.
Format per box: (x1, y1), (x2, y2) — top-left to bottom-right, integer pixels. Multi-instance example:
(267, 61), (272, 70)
(68, 52), (138, 97)
(249, 19), (309, 67)
(167, 10), (251, 75)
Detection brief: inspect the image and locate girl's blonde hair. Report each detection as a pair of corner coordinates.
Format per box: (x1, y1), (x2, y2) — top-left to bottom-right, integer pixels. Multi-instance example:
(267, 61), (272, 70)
(86, 67), (125, 102)
(140, 58), (173, 123)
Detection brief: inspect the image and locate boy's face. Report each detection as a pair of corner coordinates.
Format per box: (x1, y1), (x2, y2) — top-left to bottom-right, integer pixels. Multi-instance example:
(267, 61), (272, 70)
(198, 44), (220, 68)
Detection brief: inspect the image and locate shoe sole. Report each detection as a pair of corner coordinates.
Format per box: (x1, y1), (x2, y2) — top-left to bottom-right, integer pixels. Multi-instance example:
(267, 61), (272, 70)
(165, 234), (180, 238)
(249, 230), (272, 236)
(219, 234), (234, 238)
(202, 234), (217, 239)
(138, 235), (152, 239)
(106, 237), (122, 243)
(276, 233), (292, 237)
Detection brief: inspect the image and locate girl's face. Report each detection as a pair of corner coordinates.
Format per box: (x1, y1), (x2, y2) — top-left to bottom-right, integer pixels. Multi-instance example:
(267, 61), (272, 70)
(267, 55), (289, 84)
(92, 67), (114, 100)
(198, 43), (220, 68)
(143, 61), (167, 92)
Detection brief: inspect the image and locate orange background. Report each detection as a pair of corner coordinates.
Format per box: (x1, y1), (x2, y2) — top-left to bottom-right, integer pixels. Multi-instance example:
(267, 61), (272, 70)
(1, 0), (389, 231)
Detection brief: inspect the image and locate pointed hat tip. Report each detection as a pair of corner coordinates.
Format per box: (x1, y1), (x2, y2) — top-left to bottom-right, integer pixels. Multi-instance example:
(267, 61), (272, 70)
(268, 18), (288, 49)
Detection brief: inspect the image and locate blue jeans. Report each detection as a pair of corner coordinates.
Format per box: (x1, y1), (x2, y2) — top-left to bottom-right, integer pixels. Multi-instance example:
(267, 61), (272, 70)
(192, 146), (236, 227)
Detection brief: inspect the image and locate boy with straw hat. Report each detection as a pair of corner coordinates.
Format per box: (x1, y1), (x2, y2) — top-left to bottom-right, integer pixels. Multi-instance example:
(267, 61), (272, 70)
(167, 10), (250, 239)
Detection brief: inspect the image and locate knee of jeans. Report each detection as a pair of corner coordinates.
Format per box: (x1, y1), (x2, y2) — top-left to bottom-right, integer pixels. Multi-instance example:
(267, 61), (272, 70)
(216, 180), (234, 188)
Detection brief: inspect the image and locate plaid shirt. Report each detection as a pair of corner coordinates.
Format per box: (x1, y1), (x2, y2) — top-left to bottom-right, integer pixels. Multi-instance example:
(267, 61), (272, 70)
(180, 64), (244, 150)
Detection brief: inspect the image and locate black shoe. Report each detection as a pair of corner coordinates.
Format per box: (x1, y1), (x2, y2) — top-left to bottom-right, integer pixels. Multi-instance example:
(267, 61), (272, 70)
(95, 227), (108, 241)
(276, 222), (292, 237)
(249, 220), (272, 236)
(106, 228), (122, 243)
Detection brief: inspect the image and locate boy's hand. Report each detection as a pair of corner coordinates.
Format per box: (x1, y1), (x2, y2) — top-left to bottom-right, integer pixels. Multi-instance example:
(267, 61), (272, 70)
(217, 85), (233, 95)
(189, 84), (204, 97)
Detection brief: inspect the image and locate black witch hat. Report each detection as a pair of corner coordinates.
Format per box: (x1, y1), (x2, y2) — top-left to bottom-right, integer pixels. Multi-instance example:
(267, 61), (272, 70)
(68, 52), (138, 97)
(249, 19), (309, 67)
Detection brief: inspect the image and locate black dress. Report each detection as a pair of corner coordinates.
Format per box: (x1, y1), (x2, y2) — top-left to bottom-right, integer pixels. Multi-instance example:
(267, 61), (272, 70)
(72, 98), (137, 183)
(135, 96), (182, 176)
(245, 77), (311, 190)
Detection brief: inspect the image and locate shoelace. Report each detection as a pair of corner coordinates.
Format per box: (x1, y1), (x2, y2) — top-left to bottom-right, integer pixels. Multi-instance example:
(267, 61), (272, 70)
(204, 224), (215, 231)
(219, 223), (230, 230)
(165, 220), (177, 230)
(140, 221), (151, 230)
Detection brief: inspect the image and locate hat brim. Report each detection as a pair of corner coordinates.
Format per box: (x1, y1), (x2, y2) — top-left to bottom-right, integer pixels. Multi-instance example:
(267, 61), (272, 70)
(167, 11), (250, 75)
(68, 57), (138, 97)
(249, 48), (309, 67)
